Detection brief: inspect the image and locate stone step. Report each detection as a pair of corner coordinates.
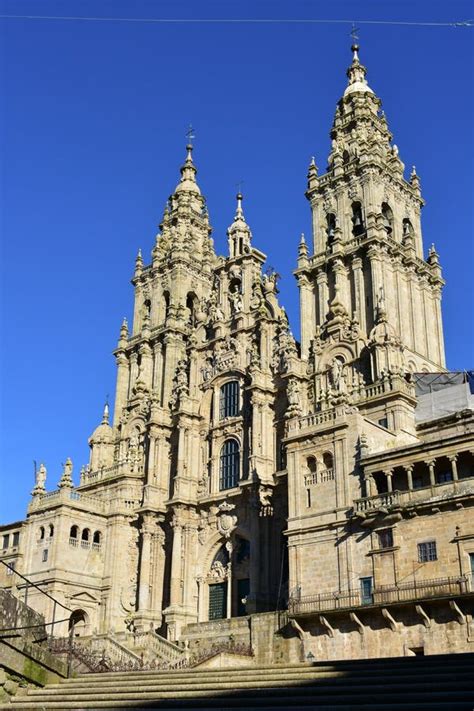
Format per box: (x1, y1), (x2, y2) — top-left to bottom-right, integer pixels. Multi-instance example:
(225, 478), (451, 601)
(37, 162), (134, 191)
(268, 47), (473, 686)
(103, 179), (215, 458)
(63, 658), (474, 682)
(27, 674), (473, 696)
(4, 705), (474, 711)
(8, 687), (472, 705)
(72, 653), (473, 675)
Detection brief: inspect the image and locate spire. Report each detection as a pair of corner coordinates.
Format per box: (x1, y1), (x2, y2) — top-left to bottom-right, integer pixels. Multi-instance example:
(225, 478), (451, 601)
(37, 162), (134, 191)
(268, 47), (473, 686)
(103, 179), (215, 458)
(344, 41), (374, 96)
(134, 248), (143, 277)
(175, 143), (201, 195)
(101, 401), (110, 425)
(307, 157), (319, 193)
(227, 192), (252, 258)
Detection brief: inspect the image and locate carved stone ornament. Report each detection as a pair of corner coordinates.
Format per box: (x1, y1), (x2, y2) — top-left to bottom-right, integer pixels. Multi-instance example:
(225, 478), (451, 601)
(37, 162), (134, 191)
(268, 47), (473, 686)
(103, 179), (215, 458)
(216, 501), (238, 539)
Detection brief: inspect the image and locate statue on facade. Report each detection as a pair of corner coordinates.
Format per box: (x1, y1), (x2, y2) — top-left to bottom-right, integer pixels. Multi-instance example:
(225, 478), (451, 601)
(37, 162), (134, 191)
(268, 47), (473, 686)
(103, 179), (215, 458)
(229, 286), (243, 314)
(58, 458), (74, 489)
(286, 378), (302, 418)
(170, 358), (189, 409)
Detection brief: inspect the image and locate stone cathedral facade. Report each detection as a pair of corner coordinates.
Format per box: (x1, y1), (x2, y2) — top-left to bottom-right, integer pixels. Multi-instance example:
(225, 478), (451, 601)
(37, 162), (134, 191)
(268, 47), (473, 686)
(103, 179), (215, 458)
(2, 44), (473, 661)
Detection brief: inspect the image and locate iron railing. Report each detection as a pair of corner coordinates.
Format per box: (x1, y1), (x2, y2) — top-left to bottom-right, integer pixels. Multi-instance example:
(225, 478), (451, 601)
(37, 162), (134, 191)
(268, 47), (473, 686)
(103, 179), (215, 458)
(289, 575), (471, 616)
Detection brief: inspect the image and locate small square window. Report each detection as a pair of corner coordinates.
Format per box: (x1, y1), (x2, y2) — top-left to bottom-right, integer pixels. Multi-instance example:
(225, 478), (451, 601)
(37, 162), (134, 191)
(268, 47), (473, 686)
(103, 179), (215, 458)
(12, 532), (20, 547)
(377, 528), (393, 549)
(2, 534), (9, 550)
(42, 549), (49, 562)
(378, 417), (388, 429)
(418, 541), (437, 563)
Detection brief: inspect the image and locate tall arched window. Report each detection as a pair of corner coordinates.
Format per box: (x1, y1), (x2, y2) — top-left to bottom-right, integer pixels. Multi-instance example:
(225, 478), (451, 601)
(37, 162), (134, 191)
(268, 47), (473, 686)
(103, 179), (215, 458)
(381, 203), (393, 235)
(70, 525), (78, 539)
(220, 439), (240, 490)
(402, 218), (414, 238)
(48, 524), (54, 537)
(219, 381), (240, 420)
(351, 202), (364, 236)
(326, 213), (336, 244)
(163, 291), (170, 321)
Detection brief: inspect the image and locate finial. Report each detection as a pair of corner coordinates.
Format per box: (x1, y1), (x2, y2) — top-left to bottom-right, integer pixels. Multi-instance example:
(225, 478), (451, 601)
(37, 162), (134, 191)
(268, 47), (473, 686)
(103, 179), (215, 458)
(186, 124), (195, 147)
(32, 463), (47, 496)
(307, 157), (319, 192)
(298, 232), (308, 260)
(235, 191), (244, 219)
(58, 458), (74, 489)
(101, 400), (110, 425)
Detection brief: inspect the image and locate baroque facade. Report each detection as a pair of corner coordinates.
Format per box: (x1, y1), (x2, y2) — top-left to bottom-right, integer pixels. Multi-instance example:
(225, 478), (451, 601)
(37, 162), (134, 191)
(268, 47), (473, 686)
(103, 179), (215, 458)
(1, 43), (473, 660)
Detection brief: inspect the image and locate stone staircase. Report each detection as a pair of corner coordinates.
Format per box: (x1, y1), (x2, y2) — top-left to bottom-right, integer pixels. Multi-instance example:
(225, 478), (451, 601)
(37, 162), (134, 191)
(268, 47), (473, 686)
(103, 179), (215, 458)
(1, 652), (473, 710)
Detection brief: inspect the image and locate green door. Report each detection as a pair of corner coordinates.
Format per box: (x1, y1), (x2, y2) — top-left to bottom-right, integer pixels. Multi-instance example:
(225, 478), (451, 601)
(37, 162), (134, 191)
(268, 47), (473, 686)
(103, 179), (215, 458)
(209, 582), (227, 620)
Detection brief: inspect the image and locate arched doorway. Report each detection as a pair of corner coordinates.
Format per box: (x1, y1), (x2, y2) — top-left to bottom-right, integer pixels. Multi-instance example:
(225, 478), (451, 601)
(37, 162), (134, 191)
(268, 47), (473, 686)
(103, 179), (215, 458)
(68, 609), (88, 637)
(205, 536), (250, 621)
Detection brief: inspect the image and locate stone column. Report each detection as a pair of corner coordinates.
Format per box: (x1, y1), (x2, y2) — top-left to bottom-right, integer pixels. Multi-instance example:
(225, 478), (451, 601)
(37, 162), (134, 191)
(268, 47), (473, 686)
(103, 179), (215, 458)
(137, 514), (155, 612)
(169, 514), (183, 606)
(365, 474), (374, 497)
(113, 352), (129, 426)
(385, 469), (393, 493)
(225, 540), (233, 619)
(352, 256), (366, 333)
(152, 341), (163, 396)
(128, 351), (139, 398)
(427, 460), (436, 487)
(367, 245), (382, 329)
(298, 274), (313, 360)
(404, 464), (414, 490)
(151, 523), (166, 615)
(247, 495), (261, 614)
(448, 454), (459, 481)
(316, 270), (329, 326)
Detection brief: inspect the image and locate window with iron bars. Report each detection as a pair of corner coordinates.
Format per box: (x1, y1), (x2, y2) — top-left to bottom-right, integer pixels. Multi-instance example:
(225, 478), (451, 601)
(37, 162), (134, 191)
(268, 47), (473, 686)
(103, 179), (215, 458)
(418, 541), (437, 563)
(219, 381), (239, 420)
(220, 439), (240, 490)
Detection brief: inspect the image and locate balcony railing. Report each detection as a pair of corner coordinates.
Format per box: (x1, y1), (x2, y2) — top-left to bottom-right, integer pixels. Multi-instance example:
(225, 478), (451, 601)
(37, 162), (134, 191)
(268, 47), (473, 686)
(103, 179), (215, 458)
(289, 575), (471, 616)
(355, 477), (474, 514)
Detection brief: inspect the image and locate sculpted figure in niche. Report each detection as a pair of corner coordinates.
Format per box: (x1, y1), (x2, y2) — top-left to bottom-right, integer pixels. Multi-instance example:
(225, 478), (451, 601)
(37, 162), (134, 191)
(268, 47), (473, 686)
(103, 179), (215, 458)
(229, 286), (243, 314)
(330, 357), (346, 392)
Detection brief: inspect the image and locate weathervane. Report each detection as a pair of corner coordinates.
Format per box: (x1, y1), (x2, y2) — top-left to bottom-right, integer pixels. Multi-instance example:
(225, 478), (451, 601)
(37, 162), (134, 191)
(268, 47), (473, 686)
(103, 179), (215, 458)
(350, 23), (359, 43)
(186, 124), (195, 146)
(236, 179), (244, 194)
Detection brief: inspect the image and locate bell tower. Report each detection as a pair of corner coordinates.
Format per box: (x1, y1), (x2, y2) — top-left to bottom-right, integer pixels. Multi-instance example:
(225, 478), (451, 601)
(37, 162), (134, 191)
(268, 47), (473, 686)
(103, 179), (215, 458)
(297, 42), (446, 376)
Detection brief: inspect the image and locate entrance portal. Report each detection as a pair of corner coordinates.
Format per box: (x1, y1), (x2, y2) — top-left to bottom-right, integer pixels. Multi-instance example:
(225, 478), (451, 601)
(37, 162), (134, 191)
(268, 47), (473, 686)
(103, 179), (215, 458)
(209, 582), (227, 620)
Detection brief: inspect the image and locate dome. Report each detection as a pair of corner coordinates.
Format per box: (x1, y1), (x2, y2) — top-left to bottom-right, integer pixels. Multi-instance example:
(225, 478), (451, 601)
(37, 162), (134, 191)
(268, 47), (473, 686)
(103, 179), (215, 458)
(89, 422), (113, 445)
(344, 81), (374, 97)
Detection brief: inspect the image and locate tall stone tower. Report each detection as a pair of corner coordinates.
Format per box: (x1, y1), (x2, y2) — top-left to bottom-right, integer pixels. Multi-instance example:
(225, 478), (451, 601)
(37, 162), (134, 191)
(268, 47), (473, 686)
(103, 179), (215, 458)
(297, 43), (445, 382)
(76, 144), (291, 638)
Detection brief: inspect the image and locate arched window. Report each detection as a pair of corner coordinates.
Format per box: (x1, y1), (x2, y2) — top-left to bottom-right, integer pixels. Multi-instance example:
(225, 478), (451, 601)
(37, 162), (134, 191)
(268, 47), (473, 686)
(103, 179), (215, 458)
(186, 293), (197, 326)
(351, 202), (364, 236)
(219, 439), (240, 490)
(48, 524), (54, 537)
(307, 457), (317, 474)
(163, 291), (170, 321)
(326, 213), (336, 243)
(323, 452), (334, 471)
(402, 218), (414, 238)
(219, 381), (240, 420)
(70, 525), (78, 539)
(69, 610), (88, 637)
(81, 528), (90, 542)
(381, 203), (393, 235)
(39, 526), (45, 541)
(342, 149), (350, 165)
(93, 531), (101, 545)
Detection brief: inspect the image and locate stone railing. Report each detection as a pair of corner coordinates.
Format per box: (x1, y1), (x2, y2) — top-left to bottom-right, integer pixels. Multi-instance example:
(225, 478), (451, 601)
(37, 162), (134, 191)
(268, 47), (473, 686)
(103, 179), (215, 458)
(29, 489), (106, 514)
(78, 634), (142, 667)
(304, 469), (334, 487)
(286, 409), (337, 434)
(355, 477), (474, 513)
(289, 575), (471, 616)
(131, 631), (184, 663)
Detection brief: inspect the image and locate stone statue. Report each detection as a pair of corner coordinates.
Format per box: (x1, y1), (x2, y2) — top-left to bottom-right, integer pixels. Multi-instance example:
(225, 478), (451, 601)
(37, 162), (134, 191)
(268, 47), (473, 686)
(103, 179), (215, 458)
(229, 287), (243, 314)
(330, 358), (344, 391)
(170, 358), (189, 409)
(36, 463), (47, 489)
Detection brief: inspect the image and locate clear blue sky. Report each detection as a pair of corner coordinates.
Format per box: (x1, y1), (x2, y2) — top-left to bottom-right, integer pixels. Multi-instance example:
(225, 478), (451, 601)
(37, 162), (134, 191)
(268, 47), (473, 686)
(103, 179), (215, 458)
(1, 0), (473, 523)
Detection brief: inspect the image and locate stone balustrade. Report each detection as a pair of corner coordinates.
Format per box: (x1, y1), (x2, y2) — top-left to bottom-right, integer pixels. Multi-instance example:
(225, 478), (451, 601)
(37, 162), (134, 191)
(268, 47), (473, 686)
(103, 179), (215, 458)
(355, 474), (474, 513)
(28, 489), (106, 514)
